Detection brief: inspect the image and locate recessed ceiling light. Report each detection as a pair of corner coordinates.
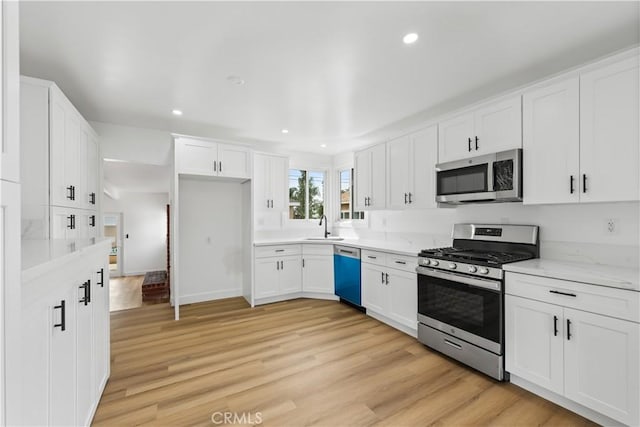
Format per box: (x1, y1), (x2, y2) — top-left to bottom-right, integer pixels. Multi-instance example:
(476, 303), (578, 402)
(227, 75), (245, 86)
(403, 33), (419, 44)
(281, 129), (289, 134)
(320, 144), (327, 148)
(172, 109), (183, 116)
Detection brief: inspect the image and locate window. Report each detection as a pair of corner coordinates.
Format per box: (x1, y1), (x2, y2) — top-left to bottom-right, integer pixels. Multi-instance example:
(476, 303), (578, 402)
(289, 169), (325, 219)
(338, 168), (364, 221)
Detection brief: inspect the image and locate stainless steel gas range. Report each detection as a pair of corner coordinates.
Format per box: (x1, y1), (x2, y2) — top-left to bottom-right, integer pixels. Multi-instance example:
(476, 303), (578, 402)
(416, 223), (539, 380)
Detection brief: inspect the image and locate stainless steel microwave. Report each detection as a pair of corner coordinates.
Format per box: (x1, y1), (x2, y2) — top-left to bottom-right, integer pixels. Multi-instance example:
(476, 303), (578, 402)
(435, 148), (522, 204)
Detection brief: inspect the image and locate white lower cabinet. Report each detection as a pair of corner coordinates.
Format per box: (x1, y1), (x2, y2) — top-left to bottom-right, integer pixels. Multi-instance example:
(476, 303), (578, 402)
(254, 245), (302, 300)
(361, 250), (417, 335)
(506, 273), (639, 426)
(20, 241), (110, 426)
(302, 244), (334, 294)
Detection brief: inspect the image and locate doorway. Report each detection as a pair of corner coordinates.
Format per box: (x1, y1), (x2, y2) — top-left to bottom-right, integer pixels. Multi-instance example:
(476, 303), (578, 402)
(103, 212), (123, 277)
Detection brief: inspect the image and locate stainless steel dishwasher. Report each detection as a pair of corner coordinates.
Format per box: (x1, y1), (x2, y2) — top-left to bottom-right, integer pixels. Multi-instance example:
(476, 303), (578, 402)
(333, 245), (361, 306)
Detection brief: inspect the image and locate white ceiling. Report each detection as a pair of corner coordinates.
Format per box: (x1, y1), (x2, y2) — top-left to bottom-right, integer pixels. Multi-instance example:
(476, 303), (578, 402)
(103, 161), (171, 195)
(20, 1), (639, 154)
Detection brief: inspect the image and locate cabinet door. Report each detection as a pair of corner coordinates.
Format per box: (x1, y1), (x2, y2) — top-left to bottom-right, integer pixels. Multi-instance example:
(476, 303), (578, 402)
(279, 255), (302, 294)
(505, 295), (564, 395)
(76, 276), (94, 426)
(253, 153), (270, 214)
(269, 156), (287, 211)
(302, 255), (334, 294)
(409, 125), (438, 209)
(386, 136), (410, 210)
(369, 144), (386, 209)
(254, 258), (279, 299)
(176, 139), (217, 176)
(523, 77), (580, 204)
(387, 269), (417, 330)
(474, 96), (522, 155)
(1, 1), (19, 183)
(580, 55), (639, 203)
(564, 308), (639, 426)
(51, 207), (78, 239)
(438, 112), (475, 163)
(77, 128), (89, 210)
(353, 150), (370, 211)
(50, 89), (82, 208)
(50, 285), (78, 427)
(218, 144), (251, 179)
(92, 265), (110, 399)
(85, 132), (99, 209)
(361, 263), (388, 314)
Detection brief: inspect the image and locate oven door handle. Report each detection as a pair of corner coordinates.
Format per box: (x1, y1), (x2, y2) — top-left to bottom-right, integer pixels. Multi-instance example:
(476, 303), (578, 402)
(416, 266), (502, 292)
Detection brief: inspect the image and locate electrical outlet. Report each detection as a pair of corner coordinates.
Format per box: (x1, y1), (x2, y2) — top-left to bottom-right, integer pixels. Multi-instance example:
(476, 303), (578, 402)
(605, 218), (619, 235)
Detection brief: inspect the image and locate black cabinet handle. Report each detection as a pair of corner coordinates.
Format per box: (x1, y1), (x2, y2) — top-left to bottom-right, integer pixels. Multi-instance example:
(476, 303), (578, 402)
(553, 315), (558, 336)
(381, 272), (384, 283)
(213, 161), (217, 172)
(475, 136), (479, 150)
(582, 174), (587, 193)
(302, 259), (305, 268)
(367, 255), (377, 259)
(53, 300), (66, 331)
(89, 192), (96, 205)
(385, 273), (389, 284)
(468, 138), (472, 152)
(570, 175), (575, 194)
(219, 161), (222, 173)
(549, 290), (577, 297)
(408, 192), (412, 204)
(66, 185), (75, 201)
(404, 193), (407, 204)
(67, 214), (76, 230)
(97, 268), (104, 287)
(566, 319), (572, 340)
(79, 280), (91, 305)
(275, 249), (285, 252)
(280, 261), (283, 270)
(89, 215), (96, 227)
(276, 261), (279, 271)
(395, 260), (407, 265)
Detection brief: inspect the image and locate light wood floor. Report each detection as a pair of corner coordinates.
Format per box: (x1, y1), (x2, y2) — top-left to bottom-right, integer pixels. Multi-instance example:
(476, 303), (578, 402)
(93, 298), (596, 426)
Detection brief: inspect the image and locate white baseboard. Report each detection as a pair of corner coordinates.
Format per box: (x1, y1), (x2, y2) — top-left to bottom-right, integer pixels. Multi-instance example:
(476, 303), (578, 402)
(509, 374), (624, 426)
(253, 292), (338, 306)
(365, 310), (417, 338)
(179, 289), (243, 305)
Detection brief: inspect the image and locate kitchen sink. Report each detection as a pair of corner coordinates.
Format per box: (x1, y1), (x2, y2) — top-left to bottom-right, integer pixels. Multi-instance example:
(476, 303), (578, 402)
(304, 237), (344, 241)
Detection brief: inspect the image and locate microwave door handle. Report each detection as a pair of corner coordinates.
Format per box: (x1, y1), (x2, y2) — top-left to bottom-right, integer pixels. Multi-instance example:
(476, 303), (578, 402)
(487, 160), (495, 192)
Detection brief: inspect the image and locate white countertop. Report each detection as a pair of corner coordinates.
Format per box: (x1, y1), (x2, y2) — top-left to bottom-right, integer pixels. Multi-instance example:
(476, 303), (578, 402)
(253, 238), (423, 257)
(22, 238), (111, 282)
(504, 258), (640, 292)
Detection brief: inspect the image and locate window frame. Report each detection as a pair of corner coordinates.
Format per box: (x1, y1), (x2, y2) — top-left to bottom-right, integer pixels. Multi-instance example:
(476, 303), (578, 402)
(287, 167), (328, 222)
(335, 165), (367, 228)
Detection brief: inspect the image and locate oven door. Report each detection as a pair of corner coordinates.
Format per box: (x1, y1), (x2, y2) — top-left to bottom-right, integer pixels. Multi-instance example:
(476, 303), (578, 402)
(417, 266), (503, 354)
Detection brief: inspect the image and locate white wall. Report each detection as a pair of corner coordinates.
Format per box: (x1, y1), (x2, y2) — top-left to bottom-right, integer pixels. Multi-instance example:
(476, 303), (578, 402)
(102, 192), (168, 275)
(178, 178), (246, 304)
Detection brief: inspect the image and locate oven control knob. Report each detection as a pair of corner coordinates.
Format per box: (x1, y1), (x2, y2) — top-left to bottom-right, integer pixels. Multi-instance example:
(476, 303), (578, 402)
(479, 267), (489, 275)
(448, 263), (457, 270)
(431, 260), (439, 266)
(422, 259), (430, 266)
(468, 266), (478, 273)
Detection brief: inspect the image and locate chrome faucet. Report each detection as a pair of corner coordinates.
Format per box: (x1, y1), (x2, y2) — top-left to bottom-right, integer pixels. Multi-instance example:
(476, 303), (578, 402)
(319, 215), (330, 238)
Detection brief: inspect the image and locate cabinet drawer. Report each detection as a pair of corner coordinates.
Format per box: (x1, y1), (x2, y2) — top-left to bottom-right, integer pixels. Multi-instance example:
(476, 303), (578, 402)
(386, 253), (418, 273)
(255, 244), (301, 259)
(506, 272), (640, 323)
(302, 244), (334, 256)
(362, 250), (385, 266)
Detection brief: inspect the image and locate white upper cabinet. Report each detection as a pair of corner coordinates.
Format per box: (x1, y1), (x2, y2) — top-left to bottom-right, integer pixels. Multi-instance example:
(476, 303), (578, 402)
(354, 144), (386, 210)
(438, 112), (475, 163)
(387, 125), (438, 210)
(523, 50), (639, 205)
(438, 95), (522, 163)
(579, 54), (639, 203)
(523, 77), (580, 204)
(253, 153), (287, 230)
(1, 1), (19, 184)
(176, 137), (251, 179)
